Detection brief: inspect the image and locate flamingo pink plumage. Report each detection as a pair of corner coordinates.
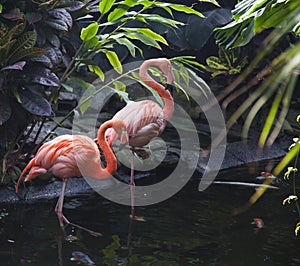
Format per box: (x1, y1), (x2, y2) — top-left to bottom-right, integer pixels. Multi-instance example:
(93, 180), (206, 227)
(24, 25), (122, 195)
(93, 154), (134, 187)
(104, 58), (175, 217)
(16, 120), (128, 233)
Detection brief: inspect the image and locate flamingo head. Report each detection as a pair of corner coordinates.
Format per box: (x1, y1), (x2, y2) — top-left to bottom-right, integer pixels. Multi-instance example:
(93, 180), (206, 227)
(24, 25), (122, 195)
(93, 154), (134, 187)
(158, 58), (174, 85)
(106, 120), (128, 147)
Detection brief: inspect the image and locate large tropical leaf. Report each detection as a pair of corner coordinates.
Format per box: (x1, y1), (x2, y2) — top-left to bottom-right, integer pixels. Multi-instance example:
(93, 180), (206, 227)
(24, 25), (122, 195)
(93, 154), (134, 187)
(10, 47), (48, 64)
(44, 18), (69, 31)
(18, 88), (52, 116)
(26, 67), (60, 87)
(48, 8), (73, 29)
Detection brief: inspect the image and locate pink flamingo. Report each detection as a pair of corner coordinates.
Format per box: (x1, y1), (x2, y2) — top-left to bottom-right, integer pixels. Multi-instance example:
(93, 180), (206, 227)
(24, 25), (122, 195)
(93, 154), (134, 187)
(16, 120), (128, 234)
(104, 58), (175, 217)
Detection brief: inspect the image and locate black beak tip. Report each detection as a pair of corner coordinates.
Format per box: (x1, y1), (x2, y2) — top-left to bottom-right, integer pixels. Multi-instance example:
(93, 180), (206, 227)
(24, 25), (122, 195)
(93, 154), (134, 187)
(165, 83), (175, 93)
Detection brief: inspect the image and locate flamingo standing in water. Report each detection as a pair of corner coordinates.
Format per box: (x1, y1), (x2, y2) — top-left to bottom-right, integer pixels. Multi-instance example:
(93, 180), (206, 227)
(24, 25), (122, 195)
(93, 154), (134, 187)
(16, 120), (128, 234)
(104, 58), (175, 218)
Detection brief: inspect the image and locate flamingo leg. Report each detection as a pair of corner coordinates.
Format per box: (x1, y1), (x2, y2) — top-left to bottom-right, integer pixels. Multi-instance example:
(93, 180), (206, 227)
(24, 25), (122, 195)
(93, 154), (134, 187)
(55, 179), (68, 227)
(54, 180), (102, 237)
(130, 148), (135, 219)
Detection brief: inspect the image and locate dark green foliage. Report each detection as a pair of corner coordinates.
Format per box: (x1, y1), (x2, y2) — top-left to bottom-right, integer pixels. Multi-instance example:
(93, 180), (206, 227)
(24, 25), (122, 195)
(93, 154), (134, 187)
(214, 0), (300, 48)
(0, 0), (89, 179)
(206, 46), (247, 77)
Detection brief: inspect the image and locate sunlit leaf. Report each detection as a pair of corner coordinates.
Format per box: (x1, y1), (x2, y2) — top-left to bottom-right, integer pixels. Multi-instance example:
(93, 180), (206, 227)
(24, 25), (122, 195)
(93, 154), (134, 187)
(123, 27), (168, 45)
(68, 77), (96, 94)
(79, 96), (92, 114)
(200, 0), (220, 7)
(179, 63), (190, 86)
(99, 0), (116, 15)
(104, 51), (122, 74)
(168, 3), (204, 17)
(206, 56), (229, 70)
(80, 23), (99, 41)
(83, 36), (100, 49)
(126, 32), (161, 49)
(116, 38), (141, 57)
(88, 65), (105, 81)
(258, 87), (283, 147)
(108, 6), (128, 21)
(60, 82), (74, 92)
(295, 222), (300, 236)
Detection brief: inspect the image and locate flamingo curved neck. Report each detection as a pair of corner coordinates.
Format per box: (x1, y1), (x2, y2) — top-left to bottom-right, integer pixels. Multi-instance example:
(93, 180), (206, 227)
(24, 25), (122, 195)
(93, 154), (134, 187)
(97, 123), (117, 176)
(139, 59), (174, 121)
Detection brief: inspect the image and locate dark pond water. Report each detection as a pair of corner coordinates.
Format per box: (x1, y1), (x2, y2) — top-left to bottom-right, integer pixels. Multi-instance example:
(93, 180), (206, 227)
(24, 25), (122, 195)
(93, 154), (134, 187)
(1, 167), (300, 266)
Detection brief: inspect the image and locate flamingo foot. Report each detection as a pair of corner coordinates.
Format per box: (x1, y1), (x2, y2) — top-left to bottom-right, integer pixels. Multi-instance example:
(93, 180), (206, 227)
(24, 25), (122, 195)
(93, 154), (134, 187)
(54, 207), (102, 237)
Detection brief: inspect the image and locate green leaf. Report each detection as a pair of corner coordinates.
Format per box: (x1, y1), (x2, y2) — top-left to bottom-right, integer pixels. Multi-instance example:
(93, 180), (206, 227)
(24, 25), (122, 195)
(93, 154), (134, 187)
(80, 23), (99, 41)
(254, 1), (289, 32)
(108, 6), (128, 21)
(295, 222), (300, 236)
(13, 31), (36, 50)
(180, 63), (190, 86)
(116, 38), (141, 57)
(258, 87), (283, 147)
(125, 32), (161, 49)
(206, 56), (229, 70)
(68, 77), (96, 93)
(60, 82), (74, 92)
(88, 65), (105, 81)
(200, 0), (220, 7)
(79, 96), (92, 114)
(137, 80), (164, 107)
(232, 0), (268, 21)
(99, 0), (116, 15)
(168, 4), (204, 17)
(172, 56), (206, 69)
(123, 27), (168, 45)
(83, 36), (100, 49)
(127, 12), (183, 27)
(104, 51), (122, 74)
(293, 21), (300, 35)
(113, 80), (126, 92)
